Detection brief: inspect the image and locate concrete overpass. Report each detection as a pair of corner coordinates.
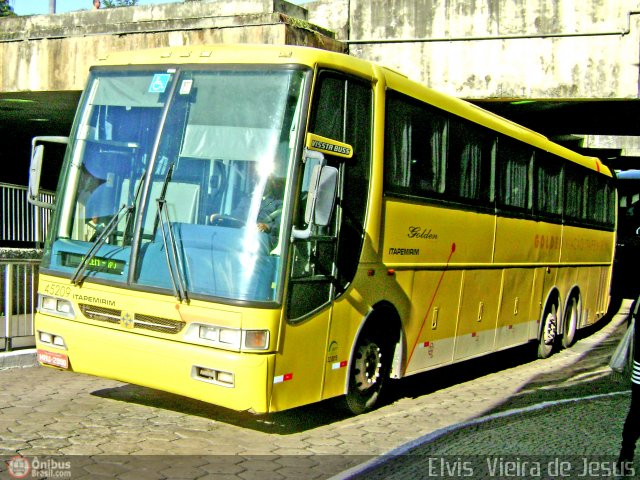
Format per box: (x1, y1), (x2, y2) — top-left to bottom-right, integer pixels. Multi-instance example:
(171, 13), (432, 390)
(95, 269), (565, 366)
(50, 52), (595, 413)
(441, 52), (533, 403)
(304, 0), (640, 169)
(2, 0), (640, 187)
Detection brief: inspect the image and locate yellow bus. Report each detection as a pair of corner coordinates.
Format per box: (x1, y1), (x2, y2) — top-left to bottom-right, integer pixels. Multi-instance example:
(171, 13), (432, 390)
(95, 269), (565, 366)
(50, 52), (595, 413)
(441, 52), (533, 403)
(30, 44), (616, 414)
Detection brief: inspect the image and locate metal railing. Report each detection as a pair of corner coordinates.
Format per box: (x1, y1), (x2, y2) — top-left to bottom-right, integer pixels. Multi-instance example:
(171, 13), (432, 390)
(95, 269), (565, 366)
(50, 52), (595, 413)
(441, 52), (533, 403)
(1, 257), (41, 351)
(1, 183), (55, 244)
(0, 183), (54, 351)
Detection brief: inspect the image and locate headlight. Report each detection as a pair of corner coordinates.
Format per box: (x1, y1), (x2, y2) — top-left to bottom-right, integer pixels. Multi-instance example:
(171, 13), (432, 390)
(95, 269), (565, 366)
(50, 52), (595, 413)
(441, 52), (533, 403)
(39, 295), (75, 319)
(42, 297), (57, 311)
(190, 324), (270, 351)
(218, 328), (241, 346)
(197, 325), (241, 349)
(199, 325), (219, 342)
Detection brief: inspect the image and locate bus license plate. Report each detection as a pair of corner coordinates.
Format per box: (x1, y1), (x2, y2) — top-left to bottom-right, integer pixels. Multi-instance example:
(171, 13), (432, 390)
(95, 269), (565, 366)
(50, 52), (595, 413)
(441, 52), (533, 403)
(37, 349), (69, 369)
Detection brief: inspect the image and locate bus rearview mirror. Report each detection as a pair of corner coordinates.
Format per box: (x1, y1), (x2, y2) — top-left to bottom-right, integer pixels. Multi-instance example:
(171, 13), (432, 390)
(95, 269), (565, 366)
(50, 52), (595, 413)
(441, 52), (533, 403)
(28, 136), (69, 209)
(305, 165), (338, 226)
(28, 144), (45, 206)
(292, 154), (338, 240)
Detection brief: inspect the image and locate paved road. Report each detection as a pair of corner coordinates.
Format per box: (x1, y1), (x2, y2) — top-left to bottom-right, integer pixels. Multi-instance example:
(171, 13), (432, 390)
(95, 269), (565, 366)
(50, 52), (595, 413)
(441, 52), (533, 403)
(342, 393), (633, 480)
(0, 301), (633, 479)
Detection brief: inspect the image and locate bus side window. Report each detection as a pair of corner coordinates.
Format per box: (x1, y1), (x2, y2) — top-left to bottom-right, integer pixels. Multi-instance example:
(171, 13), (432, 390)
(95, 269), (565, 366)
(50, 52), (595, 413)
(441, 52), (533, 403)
(497, 137), (533, 212)
(446, 120), (495, 205)
(384, 93), (447, 197)
(565, 164), (585, 222)
(534, 152), (563, 219)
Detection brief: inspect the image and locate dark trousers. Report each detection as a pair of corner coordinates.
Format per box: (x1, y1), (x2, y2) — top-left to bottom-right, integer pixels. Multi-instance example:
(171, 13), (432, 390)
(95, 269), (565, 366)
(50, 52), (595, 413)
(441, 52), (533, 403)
(621, 379), (640, 461)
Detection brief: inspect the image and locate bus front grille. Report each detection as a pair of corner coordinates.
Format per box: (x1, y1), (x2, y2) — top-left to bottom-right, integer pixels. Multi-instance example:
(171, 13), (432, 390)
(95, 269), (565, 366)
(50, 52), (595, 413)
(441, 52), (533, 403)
(79, 304), (121, 324)
(78, 304), (185, 334)
(133, 314), (186, 334)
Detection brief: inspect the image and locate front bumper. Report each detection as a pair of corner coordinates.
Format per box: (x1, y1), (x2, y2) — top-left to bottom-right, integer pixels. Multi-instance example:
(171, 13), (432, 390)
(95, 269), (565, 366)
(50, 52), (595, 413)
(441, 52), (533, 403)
(35, 313), (274, 413)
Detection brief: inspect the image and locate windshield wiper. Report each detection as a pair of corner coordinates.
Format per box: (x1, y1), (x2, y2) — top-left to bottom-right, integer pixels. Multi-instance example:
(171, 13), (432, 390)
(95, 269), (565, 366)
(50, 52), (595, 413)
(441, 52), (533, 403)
(71, 168), (146, 285)
(155, 164), (189, 303)
(70, 203), (133, 285)
(122, 169), (146, 246)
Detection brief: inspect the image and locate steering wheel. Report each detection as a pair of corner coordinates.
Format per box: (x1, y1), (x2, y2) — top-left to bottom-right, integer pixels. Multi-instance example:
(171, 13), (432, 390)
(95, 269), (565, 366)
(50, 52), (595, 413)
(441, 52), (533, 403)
(210, 214), (245, 229)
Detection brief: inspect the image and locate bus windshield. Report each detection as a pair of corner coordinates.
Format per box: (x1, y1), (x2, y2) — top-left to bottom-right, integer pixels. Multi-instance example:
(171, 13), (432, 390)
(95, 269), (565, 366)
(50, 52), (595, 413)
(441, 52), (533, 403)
(42, 66), (307, 303)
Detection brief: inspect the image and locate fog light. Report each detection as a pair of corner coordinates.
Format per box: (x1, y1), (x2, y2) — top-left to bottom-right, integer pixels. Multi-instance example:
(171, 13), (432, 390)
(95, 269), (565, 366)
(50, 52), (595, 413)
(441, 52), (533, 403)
(38, 331), (66, 350)
(192, 365), (235, 388)
(39, 332), (53, 344)
(216, 371), (234, 385)
(197, 367), (216, 379)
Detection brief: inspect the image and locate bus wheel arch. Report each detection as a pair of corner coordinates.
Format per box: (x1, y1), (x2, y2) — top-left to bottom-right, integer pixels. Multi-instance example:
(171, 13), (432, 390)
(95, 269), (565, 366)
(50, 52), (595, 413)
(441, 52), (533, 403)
(538, 290), (561, 359)
(343, 302), (402, 415)
(561, 288), (581, 348)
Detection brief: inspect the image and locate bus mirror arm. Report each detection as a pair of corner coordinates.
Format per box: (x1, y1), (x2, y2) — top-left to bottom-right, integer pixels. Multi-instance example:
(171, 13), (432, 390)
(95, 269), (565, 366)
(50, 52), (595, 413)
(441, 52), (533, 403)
(28, 136), (69, 209)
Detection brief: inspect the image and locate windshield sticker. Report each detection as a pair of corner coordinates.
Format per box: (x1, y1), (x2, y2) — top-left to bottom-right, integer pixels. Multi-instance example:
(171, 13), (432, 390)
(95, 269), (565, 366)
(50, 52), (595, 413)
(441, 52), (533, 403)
(149, 74), (171, 93)
(179, 79), (193, 95)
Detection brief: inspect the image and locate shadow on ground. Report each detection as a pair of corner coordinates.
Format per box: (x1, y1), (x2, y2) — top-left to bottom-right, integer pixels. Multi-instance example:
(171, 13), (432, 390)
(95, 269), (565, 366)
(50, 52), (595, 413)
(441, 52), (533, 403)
(92, 298), (630, 435)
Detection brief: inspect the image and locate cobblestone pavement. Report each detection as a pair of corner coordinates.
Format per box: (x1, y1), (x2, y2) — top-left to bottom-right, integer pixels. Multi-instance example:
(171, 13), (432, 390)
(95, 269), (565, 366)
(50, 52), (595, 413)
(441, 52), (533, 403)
(0, 301), (633, 479)
(338, 392), (634, 479)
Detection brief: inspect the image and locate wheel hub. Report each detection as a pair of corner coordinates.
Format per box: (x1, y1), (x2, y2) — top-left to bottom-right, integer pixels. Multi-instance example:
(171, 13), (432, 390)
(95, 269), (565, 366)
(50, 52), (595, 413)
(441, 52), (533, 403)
(353, 342), (382, 392)
(543, 312), (557, 345)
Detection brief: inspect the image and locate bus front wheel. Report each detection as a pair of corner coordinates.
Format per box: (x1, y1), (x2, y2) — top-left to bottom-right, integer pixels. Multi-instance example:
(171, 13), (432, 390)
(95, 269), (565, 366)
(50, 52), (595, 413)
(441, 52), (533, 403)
(344, 329), (392, 415)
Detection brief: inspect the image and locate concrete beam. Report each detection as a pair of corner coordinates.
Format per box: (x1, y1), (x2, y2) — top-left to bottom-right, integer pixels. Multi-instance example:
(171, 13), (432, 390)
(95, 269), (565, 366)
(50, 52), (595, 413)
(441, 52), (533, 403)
(0, 0), (342, 93)
(305, 0), (640, 100)
(0, 1), (324, 42)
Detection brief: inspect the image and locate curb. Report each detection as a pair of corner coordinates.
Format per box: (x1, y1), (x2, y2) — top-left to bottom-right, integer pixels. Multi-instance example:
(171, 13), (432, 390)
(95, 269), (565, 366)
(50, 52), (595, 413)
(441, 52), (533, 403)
(0, 348), (37, 369)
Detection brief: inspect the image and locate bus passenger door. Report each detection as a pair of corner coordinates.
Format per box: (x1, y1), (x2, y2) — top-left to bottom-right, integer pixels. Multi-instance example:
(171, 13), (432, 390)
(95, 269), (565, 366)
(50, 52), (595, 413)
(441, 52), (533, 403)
(270, 162), (341, 411)
(270, 70), (373, 411)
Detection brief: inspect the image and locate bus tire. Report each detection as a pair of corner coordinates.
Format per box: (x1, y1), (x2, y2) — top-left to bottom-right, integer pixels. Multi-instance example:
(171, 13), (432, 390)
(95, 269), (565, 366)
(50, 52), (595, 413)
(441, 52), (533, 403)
(538, 302), (558, 359)
(344, 327), (393, 415)
(561, 295), (579, 348)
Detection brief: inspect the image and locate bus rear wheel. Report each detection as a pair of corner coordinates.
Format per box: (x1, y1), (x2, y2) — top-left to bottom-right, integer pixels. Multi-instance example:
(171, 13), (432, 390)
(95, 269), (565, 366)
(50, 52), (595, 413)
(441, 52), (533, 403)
(562, 296), (579, 348)
(344, 329), (392, 415)
(538, 303), (558, 359)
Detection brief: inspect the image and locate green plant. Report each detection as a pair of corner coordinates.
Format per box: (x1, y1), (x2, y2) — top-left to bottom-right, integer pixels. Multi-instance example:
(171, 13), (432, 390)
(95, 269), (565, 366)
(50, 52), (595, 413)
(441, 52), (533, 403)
(0, 0), (15, 17)
(102, 0), (139, 7)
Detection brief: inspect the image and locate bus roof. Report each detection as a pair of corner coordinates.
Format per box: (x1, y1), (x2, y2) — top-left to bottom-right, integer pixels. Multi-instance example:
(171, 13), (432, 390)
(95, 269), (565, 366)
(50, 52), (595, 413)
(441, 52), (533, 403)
(94, 43), (377, 78)
(380, 66), (611, 177)
(94, 43), (611, 177)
